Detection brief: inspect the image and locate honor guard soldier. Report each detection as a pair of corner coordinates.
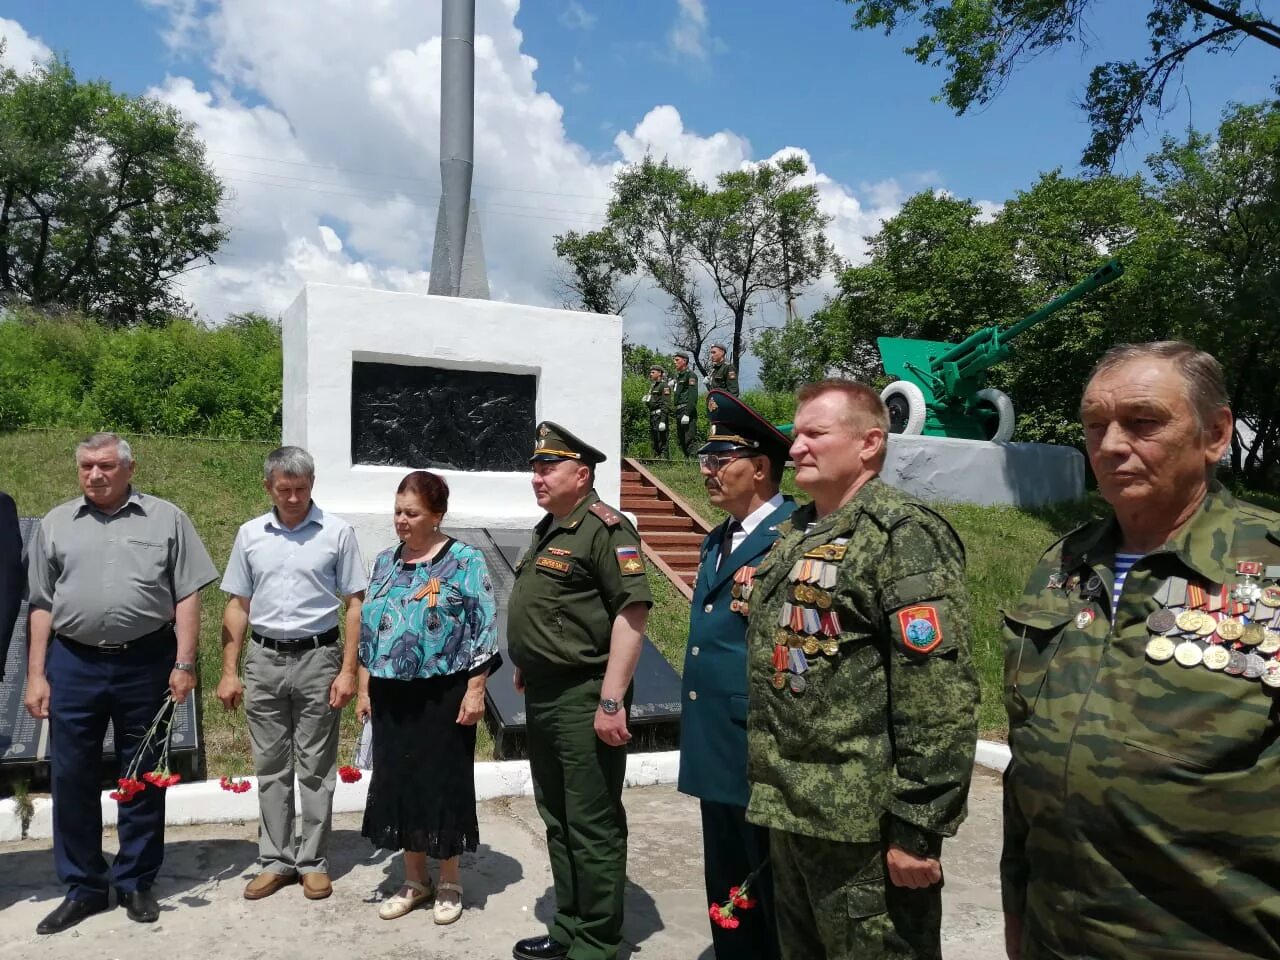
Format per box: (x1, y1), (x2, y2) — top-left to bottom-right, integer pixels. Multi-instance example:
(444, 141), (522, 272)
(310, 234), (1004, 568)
(745, 380), (979, 960)
(644, 365), (674, 457)
(706, 343), (739, 397)
(508, 423), (653, 960)
(671, 352), (700, 457)
(679, 390), (796, 960)
(25, 433), (218, 934)
(1003, 343), (1280, 960)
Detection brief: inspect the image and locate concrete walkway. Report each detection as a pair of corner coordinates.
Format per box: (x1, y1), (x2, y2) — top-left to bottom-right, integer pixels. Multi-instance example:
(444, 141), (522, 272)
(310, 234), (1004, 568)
(0, 770), (1004, 959)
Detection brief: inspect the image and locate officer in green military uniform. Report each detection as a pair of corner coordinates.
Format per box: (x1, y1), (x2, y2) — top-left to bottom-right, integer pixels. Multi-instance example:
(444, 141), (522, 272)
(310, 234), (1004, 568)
(508, 422), (653, 960)
(745, 379), (979, 960)
(706, 343), (739, 397)
(680, 390), (795, 960)
(1003, 342), (1280, 960)
(644, 365), (674, 457)
(671, 352), (700, 457)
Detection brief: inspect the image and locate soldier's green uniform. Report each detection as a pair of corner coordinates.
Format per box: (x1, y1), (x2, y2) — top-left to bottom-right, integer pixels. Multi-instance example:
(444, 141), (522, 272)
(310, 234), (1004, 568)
(671, 355), (699, 458)
(643, 370), (674, 457)
(707, 358), (739, 396)
(1002, 484), (1280, 960)
(508, 423), (653, 960)
(746, 478), (979, 960)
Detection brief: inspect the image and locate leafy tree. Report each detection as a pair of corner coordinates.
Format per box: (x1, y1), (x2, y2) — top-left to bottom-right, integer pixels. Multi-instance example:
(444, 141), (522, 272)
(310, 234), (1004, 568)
(753, 314), (832, 391)
(842, 0), (1280, 168)
(0, 57), (226, 326)
(552, 226), (637, 315)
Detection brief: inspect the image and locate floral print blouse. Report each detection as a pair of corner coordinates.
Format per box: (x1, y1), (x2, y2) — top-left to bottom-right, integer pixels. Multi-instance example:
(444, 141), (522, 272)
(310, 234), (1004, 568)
(359, 539), (498, 681)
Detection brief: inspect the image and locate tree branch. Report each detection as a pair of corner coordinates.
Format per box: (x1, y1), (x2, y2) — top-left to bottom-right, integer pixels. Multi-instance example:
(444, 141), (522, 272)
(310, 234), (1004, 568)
(1183, 0), (1280, 51)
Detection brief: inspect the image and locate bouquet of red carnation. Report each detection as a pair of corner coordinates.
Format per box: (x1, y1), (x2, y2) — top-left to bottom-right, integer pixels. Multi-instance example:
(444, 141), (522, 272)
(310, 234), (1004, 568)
(219, 775), (253, 794)
(709, 859), (767, 930)
(109, 695), (181, 802)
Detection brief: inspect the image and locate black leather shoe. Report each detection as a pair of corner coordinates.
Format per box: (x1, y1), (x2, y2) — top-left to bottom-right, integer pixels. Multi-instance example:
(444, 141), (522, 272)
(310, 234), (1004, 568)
(119, 888), (160, 923)
(36, 897), (109, 935)
(513, 935), (570, 960)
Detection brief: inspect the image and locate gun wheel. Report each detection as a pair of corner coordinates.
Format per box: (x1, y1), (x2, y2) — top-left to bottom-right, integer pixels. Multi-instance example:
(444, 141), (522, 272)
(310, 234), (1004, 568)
(975, 388), (1016, 442)
(881, 381), (926, 435)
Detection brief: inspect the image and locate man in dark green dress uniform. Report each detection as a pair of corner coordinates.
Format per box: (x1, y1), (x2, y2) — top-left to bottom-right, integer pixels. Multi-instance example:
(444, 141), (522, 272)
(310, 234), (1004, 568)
(679, 389), (795, 960)
(671, 352), (700, 458)
(508, 423), (653, 960)
(745, 379), (979, 960)
(1003, 343), (1280, 960)
(644, 365), (673, 457)
(706, 343), (739, 397)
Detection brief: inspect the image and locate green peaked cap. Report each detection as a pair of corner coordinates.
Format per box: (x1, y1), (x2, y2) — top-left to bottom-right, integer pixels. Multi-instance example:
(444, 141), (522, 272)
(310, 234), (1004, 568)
(530, 421), (607, 465)
(697, 389), (791, 464)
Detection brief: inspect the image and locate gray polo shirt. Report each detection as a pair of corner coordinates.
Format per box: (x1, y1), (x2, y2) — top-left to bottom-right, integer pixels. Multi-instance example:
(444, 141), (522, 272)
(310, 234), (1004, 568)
(27, 489), (218, 648)
(220, 503), (367, 640)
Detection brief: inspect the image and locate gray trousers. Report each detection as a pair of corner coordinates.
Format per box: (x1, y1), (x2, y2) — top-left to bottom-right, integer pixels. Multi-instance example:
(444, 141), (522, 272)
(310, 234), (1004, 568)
(244, 639), (343, 876)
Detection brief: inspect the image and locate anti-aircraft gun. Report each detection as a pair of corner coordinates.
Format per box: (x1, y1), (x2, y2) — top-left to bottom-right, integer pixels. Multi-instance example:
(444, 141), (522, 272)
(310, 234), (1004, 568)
(877, 258), (1124, 441)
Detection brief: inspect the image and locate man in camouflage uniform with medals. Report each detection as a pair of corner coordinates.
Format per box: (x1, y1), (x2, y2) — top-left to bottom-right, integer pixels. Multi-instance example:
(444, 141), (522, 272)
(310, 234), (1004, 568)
(1003, 342), (1280, 960)
(644, 365), (674, 457)
(671, 352), (700, 457)
(745, 379), (979, 960)
(706, 343), (739, 397)
(508, 422), (653, 960)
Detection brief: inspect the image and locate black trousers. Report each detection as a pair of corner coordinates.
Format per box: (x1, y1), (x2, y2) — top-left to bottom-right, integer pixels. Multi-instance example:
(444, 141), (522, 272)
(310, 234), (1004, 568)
(701, 800), (780, 960)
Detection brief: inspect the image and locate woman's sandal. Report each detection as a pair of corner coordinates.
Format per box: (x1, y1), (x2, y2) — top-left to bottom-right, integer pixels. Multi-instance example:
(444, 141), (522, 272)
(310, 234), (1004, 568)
(433, 881), (463, 925)
(378, 879), (433, 920)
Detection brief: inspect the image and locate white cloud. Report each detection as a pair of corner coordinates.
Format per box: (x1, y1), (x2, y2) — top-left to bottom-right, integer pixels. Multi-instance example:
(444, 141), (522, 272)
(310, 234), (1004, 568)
(0, 18), (52, 72)
(560, 1), (596, 31)
(668, 0), (711, 62)
(7, 1), (972, 377)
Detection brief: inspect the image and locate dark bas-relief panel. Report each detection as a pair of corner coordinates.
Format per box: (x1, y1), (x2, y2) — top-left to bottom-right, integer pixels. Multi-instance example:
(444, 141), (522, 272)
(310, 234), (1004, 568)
(351, 361), (536, 471)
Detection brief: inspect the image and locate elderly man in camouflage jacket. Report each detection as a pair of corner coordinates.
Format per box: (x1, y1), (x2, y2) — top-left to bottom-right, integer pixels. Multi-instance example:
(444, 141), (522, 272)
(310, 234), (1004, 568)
(1003, 341), (1280, 960)
(745, 379), (979, 960)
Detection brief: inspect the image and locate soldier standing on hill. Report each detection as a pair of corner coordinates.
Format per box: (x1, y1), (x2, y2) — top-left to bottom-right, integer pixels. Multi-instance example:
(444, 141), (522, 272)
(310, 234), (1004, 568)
(672, 352), (700, 457)
(644, 365), (674, 458)
(706, 344), (739, 397)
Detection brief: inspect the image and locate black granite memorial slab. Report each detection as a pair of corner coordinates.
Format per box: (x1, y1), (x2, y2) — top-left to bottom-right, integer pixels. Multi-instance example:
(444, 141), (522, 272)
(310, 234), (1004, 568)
(0, 518), (202, 768)
(351, 361), (536, 472)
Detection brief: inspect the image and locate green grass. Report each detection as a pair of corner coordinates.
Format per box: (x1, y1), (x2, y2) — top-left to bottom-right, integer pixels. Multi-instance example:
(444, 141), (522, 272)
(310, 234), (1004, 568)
(642, 458), (1101, 734)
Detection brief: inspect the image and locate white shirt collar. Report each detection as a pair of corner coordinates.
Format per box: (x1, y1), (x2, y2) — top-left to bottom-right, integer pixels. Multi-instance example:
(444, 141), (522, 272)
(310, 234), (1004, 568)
(737, 492), (785, 538)
(266, 501), (324, 532)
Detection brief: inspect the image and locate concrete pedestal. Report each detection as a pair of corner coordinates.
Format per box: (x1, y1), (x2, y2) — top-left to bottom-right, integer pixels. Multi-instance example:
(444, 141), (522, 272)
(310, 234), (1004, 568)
(883, 434), (1085, 508)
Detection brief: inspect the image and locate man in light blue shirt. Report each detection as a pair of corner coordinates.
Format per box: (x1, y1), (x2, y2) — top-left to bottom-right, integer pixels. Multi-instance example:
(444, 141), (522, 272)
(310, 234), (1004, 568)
(217, 446), (366, 902)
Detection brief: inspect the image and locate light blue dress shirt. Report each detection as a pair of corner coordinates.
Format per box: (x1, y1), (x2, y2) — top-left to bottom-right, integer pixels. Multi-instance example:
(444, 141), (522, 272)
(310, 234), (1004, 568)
(220, 503), (367, 639)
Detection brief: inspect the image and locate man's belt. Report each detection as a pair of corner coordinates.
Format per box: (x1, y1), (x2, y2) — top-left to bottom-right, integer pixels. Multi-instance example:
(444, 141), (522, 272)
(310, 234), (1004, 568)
(56, 622), (176, 655)
(251, 626), (340, 652)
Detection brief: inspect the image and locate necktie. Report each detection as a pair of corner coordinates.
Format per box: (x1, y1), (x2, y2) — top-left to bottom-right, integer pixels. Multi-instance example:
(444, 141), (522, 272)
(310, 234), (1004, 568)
(717, 520), (742, 571)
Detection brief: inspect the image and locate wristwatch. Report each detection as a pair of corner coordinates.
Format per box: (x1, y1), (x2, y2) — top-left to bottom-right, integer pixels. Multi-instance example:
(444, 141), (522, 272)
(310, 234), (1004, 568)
(599, 698), (621, 715)
(174, 661), (197, 674)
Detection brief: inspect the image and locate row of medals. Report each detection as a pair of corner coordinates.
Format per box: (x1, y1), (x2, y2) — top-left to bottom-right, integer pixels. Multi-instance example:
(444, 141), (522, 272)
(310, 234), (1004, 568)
(769, 545), (848, 696)
(1142, 572), (1280, 688)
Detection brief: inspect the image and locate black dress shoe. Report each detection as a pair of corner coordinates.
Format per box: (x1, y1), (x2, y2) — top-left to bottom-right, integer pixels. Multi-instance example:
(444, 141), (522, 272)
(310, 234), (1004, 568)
(36, 897), (109, 935)
(119, 888), (160, 923)
(513, 935), (570, 960)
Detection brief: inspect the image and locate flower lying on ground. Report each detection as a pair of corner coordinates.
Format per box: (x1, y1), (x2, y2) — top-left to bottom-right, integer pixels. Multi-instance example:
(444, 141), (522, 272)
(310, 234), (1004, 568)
(219, 776), (253, 794)
(338, 765), (363, 783)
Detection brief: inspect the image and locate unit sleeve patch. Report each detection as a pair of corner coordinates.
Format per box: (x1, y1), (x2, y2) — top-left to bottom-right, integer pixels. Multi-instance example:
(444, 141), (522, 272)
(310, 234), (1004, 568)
(616, 545), (646, 575)
(897, 605), (943, 655)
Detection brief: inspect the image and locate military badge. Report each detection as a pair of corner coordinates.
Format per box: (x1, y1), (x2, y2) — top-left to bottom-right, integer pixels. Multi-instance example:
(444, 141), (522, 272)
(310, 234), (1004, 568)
(707, 397), (718, 412)
(615, 545), (645, 575)
(897, 605), (942, 655)
(1075, 608), (1095, 629)
(547, 547), (573, 556)
(535, 556), (571, 574)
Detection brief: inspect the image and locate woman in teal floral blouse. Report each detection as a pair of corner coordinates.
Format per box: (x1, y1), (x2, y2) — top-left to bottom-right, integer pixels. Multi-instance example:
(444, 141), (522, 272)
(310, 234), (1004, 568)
(357, 470), (499, 925)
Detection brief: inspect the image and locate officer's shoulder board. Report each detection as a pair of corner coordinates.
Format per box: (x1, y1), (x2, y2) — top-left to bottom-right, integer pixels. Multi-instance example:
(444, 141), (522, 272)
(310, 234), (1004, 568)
(589, 502), (623, 527)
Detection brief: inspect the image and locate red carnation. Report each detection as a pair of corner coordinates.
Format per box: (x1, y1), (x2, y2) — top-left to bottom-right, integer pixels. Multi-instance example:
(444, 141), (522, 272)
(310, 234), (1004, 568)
(338, 765), (363, 783)
(220, 775), (253, 794)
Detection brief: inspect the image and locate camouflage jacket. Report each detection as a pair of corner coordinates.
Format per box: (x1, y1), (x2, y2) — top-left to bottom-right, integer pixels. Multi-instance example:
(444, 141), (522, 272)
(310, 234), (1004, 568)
(1002, 484), (1280, 960)
(745, 478), (979, 852)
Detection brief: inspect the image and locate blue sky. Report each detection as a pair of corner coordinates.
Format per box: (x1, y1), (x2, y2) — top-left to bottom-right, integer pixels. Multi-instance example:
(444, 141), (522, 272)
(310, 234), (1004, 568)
(2, 1), (1275, 372)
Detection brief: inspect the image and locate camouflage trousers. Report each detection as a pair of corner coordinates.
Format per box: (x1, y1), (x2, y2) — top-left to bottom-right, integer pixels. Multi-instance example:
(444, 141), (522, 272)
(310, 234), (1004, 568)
(770, 830), (942, 960)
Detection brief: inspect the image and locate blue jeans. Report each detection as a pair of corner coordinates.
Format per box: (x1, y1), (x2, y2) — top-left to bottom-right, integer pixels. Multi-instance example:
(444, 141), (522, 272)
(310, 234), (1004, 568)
(47, 634), (175, 902)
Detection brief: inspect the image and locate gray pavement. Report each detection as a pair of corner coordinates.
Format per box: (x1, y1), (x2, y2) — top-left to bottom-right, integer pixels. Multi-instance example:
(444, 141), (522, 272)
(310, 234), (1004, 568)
(0, 769), (1004, 959)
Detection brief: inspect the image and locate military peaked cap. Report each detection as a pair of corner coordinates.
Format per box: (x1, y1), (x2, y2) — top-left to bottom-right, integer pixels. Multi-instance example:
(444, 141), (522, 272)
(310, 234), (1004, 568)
(698, 390), (791, 464)
(530, 421), (607, 465)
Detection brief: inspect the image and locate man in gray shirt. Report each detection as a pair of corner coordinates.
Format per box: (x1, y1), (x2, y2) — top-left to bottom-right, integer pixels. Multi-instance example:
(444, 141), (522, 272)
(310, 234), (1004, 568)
(217, 446), (366, 902)
(25, 433), (217, 934)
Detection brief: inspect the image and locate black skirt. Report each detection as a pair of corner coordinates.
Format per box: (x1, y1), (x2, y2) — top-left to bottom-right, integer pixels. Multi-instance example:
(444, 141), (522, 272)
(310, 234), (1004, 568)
(361, 672), (479, 858)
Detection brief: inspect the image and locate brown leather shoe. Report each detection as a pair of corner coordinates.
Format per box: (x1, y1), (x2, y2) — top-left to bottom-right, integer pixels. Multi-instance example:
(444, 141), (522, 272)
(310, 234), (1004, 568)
(244, 872), (297, 901)
(301, 872), (332, 900)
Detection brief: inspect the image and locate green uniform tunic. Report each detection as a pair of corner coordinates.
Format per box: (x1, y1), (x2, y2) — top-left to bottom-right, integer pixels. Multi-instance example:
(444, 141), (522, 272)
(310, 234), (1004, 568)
(707, 360), (739, 396)
(643, 379), (673, 457)
(672, 369), (699, 457)
(508, 490), (653, 960)
(1003, 484), (1280, 960)
(745, 478), (979, 960)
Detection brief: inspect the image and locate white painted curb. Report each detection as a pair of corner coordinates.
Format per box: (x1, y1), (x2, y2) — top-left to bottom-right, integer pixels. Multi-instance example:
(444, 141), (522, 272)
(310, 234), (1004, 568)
(18, 751), (683, 840)
(975, 739), (1011, 773)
